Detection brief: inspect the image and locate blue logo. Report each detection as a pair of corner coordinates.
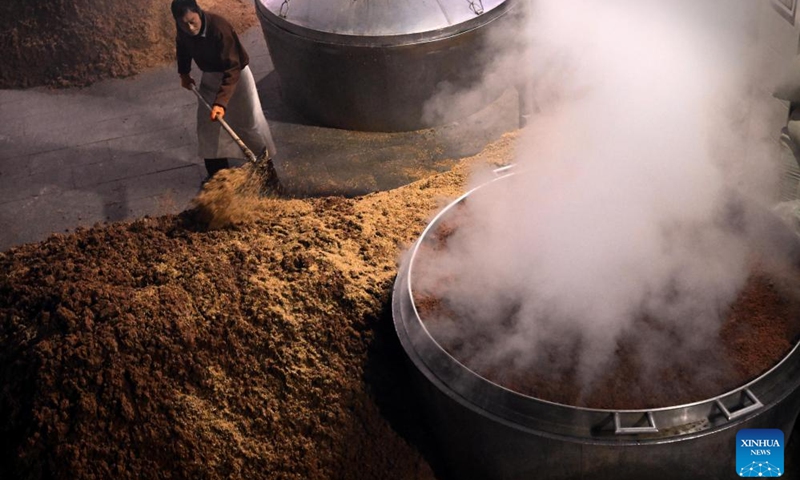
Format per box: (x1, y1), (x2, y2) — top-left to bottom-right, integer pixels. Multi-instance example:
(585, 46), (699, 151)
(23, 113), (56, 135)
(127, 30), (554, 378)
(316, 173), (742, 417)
(736, 429), (784, 477)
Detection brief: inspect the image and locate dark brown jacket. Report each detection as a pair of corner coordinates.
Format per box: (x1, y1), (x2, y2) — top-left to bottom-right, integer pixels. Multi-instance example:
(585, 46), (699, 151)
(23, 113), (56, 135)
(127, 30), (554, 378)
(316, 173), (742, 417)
(176, 11), (250, 108)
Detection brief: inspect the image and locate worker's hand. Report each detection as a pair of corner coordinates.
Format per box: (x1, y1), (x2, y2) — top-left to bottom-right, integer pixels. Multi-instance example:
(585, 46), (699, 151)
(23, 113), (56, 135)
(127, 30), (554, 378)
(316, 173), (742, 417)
(180, 74), (195, 90)
(210, 105), (225, 121)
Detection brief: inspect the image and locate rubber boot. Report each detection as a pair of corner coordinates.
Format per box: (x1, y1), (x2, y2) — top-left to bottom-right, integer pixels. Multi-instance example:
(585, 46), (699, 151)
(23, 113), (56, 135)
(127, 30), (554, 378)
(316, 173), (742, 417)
(204, 158), (230, 179)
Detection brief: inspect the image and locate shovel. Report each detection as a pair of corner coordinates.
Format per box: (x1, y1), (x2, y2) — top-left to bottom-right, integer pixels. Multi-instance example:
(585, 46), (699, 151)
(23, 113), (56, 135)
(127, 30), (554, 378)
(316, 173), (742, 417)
(190, 84), (282, 194)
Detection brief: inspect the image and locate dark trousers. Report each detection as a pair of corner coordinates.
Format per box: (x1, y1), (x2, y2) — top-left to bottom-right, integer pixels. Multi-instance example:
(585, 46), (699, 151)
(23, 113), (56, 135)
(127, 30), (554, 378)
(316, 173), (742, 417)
(204, 158), (229, 177)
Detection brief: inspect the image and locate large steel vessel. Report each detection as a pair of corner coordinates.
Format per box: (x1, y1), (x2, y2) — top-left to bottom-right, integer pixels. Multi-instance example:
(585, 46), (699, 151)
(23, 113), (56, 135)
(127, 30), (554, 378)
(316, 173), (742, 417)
(255, 0), (520, 131)
(393, 171), (800, 480)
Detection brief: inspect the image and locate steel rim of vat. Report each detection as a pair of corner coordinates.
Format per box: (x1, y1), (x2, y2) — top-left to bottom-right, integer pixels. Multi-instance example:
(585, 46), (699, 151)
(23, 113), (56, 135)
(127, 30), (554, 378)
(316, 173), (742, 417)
(255, 0), (517, 47)
(396, 168), (800, 442)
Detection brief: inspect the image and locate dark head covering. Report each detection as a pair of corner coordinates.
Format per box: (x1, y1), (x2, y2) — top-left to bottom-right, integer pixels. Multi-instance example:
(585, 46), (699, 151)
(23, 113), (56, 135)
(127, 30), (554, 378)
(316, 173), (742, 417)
(171, 0), (201, 19)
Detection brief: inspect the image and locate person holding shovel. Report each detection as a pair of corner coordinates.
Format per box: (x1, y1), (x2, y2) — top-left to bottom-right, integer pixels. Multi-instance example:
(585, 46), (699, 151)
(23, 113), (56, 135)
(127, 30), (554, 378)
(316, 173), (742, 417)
(171, 0), (281, 190)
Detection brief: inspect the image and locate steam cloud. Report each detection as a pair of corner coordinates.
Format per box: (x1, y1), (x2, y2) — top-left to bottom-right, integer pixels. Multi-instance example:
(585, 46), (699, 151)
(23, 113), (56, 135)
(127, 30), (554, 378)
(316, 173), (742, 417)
(416, 0), (791, 398)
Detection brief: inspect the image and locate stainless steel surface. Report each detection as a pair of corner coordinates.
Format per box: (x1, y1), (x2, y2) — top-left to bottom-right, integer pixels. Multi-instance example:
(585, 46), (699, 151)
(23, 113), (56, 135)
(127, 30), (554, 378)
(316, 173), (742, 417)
(715, 389), (764, 422)
(260, 0), (506, 37)
(256, 0), (520, 131)
(614, 412), (658, 435)
(392, 172), (800, 479)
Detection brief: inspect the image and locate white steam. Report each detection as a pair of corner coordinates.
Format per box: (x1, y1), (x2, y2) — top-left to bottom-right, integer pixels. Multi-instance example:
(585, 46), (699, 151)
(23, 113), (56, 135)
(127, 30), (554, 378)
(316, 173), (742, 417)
(416, 0), (789, 395)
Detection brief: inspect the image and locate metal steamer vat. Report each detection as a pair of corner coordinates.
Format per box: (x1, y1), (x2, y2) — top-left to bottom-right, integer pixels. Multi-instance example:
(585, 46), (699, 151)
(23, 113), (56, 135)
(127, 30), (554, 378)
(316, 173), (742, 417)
(255, 0), (519, 132)
(392, 172), (800, 480)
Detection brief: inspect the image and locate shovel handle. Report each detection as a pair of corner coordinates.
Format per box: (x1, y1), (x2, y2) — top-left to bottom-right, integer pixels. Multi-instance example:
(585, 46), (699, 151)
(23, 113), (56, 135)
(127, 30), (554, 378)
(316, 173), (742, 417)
(190, 84), (258, 164)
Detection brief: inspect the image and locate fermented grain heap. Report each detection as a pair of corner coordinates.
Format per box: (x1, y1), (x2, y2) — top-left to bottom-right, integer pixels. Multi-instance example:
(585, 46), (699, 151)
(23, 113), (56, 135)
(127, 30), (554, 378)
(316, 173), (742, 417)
(0, 134), (514, 480)
(0, 0), (257, 88)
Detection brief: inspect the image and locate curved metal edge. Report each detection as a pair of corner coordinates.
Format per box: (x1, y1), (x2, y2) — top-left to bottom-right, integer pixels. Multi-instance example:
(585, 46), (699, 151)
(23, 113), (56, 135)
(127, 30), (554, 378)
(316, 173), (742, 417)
(256, 0), (519, 48)
(393, 171), (800, 440)
(394, 254), (800, 445)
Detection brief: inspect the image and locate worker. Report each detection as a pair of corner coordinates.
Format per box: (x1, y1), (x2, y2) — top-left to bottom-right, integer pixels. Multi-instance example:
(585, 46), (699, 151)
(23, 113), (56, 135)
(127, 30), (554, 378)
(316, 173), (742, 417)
(171, 0), (281, 189)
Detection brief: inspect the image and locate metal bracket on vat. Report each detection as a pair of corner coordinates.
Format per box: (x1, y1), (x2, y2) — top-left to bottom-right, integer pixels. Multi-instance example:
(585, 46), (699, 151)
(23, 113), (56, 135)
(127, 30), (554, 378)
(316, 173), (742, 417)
(492, 164), (515, 176)
(468, 0), (485, 15)
(613, 411), (658, 435)
(715, 388), (764, 421)
(279, 0), (291, 18)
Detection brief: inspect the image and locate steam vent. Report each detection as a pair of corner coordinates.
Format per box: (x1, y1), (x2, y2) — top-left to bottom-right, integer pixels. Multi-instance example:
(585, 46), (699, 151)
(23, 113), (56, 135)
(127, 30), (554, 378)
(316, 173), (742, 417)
(255, 0), (519, 131)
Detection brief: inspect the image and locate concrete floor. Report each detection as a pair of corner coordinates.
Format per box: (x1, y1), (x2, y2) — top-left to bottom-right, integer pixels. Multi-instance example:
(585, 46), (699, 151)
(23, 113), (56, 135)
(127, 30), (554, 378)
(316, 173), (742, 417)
(0, 26), (519, 253)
